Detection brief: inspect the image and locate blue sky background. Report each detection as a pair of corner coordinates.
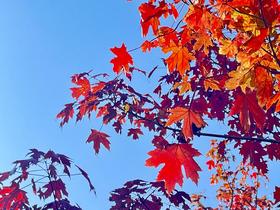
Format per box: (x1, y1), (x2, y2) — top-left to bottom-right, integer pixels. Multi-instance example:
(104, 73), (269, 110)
(0, 1), (278, 209)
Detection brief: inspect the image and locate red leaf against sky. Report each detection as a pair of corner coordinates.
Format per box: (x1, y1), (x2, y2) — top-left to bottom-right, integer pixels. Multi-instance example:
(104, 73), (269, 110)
(56, 103), (74, 127)
(70, 75), (91, 100)
(110, 43), (133, 74)
(165, 107), (206, 139)
(40, 179), (68, 200)
(138, 2), (164, 36)
(229, 91), (266, 132)
(127, 128), (143, 140)
(152, 136), (169, 149)
(146, 143), (201, 194)
(86, 129), (110, 154)
(206, 160), (215, 170)
(138, 1), (178, 36)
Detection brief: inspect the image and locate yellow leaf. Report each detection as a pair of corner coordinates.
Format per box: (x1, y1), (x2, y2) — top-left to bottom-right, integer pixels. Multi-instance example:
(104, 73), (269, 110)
(124, 104), (130, 113)
(225, 68), (254, 92)
(166, 107), (206, 139)
(219, 39), (238, 58)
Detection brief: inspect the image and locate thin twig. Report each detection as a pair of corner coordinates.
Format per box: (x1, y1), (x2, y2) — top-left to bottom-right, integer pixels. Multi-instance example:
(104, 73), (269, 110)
(45, 161), (59, 210)
(195, 131), (279, 144)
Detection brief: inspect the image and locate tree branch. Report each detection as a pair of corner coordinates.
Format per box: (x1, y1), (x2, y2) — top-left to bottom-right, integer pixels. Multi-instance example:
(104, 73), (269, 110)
(45, 161), (59, 210)
(128, 19), (183, 53)
(195, 131), (279, 144)
(126, 108), (280, 144)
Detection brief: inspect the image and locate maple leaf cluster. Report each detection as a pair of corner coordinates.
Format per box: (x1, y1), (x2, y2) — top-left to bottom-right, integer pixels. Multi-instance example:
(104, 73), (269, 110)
(0, 149), (94, 209)
(54, 0), (280, 208)
(110, 179), (191, 209)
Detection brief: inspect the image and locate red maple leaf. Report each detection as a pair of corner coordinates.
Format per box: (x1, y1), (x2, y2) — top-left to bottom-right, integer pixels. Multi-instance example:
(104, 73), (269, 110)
(86, 129), (110, 154)
(56, 103), (74, 127)
(206, 160), (215, 170)
(238, 141), (268, 173)
(127, 128), (143, 140)
(40, 179), (68, 200)
(274, 186), (280, 203)
(70, 75), (91, 100)
(110, 43), (133, 74)
(245, 28), (268, 52)
(229, 91), (266, 132)
(146, 143), (201, 194)
(152, 136), (169, 149)
(138, 2), (164, 36)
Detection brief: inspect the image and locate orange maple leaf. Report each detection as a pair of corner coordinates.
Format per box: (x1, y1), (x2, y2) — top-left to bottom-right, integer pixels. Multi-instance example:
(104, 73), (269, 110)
(110, 43), (133, 74)
(163, 41), (194, 76)
(146, 143), (201, 194)
(219, 39), (238, 58)
(204, 78), (221, 91)
(92, 82), (106, 94)
(267, 93), (280, 112)
(229, 91), (266, 132)
(193, 31), (213, 54)
(165, 107), (206, 139)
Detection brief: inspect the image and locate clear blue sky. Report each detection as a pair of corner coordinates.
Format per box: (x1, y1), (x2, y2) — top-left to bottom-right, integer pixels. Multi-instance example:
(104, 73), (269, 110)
(0, 1), (278, 209)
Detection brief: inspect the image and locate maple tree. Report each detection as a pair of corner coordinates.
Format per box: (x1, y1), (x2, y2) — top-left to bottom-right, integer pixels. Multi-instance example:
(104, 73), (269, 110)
(2, 0), (280, 209)
(55, 0), (280, 208)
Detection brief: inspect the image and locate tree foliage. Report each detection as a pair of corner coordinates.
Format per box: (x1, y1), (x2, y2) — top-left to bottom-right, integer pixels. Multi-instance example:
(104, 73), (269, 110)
(1, 0), (280, 209)
(57, 0), (280, 208)
(0, 149), (94, 209)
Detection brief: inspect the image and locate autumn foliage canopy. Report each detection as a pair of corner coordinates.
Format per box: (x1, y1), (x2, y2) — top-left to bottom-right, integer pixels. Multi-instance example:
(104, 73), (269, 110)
(1, 0), (280, 209)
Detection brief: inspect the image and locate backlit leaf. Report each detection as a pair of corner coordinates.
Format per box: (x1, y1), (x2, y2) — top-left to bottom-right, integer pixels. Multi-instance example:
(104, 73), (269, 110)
(146, 143), (201, 194)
